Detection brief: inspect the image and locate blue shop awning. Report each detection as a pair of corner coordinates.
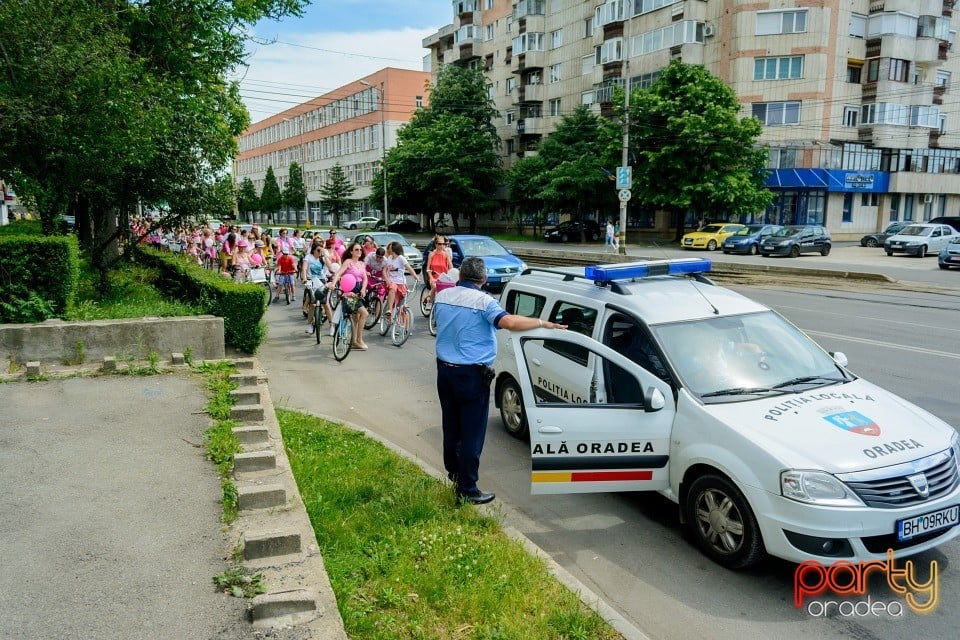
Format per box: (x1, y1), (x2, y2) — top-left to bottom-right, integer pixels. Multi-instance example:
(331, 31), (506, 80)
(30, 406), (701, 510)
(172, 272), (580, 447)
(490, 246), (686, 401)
(765, 168), (829, 189)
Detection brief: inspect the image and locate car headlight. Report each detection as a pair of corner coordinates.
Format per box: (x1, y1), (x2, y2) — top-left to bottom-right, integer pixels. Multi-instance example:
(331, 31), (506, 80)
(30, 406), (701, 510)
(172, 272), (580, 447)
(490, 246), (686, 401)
(520, 261), (528, 271)
(952, 433), (960, 471)
(486, 267), (496, 275)
(905, 241), (920, 246)
(781, 470), (864, 507)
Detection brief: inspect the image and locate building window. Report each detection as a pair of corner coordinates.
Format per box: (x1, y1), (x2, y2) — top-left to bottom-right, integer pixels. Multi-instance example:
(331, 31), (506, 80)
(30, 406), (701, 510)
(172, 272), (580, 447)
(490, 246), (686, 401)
(753, 56), (803, 80)
(843, 106), (858, 127)
(507, 139), (515, 155)
(636, 0), (682, 14)
(581, 91), (595, 105)
(849, 13), (866, 38)
(861, 192), (878, 207)
(487, 84), (494, 99)
(597, 37), (623, 63)
(485, 24), (494, 41)
(846, 63), (862, 84)
(506, 76), (516, 93)
(752, 101), (801, 126)
(550, 29), (563, 49)
(595, 0), (626, 27)
(910, 105), (940, 128)
(505, 109), (515, 124)
(549, 98), (561, 116)
(866, 59), (879, 83)
(936, 70), (951, 88)
(513, 32), (544, 54)
(861, 102), (908, 126)
(842, 193), (853, 223)
(582, 54), (594, 75)
(756, 10), (807, 35)
(549, 63), (562, 83)
(507, 16), (513, 32)
(584, 17), (593, 37)
(889, 58), (909, 83)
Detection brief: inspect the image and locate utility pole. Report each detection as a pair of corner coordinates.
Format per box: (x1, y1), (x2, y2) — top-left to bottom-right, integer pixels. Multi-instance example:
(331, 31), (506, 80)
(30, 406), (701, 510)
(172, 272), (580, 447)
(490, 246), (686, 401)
(618, 15), (630, 256)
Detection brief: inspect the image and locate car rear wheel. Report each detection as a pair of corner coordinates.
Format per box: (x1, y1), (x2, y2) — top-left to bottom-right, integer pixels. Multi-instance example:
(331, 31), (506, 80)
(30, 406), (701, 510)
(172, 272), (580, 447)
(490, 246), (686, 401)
(707, 240), (717, 251)
(789, 246), (800, 258)
(590, 231), (600, 241)
(820, 244), (831, 256)
(864, 238), (879, 247)
(561, 233), (569, 243)
(685, 474), (764, 569)
(940, 264), (949, 270)
(498, 377), (528, 439)
(917, 245), (927, 258)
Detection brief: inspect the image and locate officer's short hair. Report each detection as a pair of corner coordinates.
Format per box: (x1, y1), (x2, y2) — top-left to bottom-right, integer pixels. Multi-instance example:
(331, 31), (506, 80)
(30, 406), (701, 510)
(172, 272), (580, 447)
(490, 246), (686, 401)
(460, 257), (486, 284)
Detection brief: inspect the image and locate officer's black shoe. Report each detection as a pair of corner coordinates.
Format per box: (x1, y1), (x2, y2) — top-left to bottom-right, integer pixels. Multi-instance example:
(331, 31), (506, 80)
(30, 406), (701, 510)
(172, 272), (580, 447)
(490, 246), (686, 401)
(456, 490), (495, 505)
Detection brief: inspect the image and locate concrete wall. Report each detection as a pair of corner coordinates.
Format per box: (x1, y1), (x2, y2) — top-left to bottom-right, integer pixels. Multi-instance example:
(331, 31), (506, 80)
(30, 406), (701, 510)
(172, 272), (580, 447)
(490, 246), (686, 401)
(0, 316), (225, 365)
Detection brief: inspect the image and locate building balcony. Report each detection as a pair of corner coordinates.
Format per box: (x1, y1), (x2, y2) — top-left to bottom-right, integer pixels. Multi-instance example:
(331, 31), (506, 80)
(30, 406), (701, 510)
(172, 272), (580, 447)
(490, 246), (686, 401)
(517, 83), (544, 102)
(517, 117), (546, 136)
(519, 14), (545, 33)
(442, 48), (458, 65)
(882, 0), (941, 15)
(513, 51), (545, 73)
(602, 61), (623, 81)
(603, 21), (624, 39)
(915, 37), (941, 63)
(878, 34), (919, 61)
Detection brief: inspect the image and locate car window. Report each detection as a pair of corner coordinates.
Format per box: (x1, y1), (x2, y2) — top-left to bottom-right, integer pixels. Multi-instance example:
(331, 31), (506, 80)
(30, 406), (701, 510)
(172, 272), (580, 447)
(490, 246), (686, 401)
(932, 228), (941, 237)
(700, 225), (723, 234)
(603, 314), (670, 383)
(460, 238), (509, 257)
(504, 290), (545, 318)
(544, 303), (597, 366)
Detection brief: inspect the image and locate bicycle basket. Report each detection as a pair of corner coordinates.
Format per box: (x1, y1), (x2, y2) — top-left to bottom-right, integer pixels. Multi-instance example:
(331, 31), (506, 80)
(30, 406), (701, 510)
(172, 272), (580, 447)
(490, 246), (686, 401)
(341, 294), (361, 314)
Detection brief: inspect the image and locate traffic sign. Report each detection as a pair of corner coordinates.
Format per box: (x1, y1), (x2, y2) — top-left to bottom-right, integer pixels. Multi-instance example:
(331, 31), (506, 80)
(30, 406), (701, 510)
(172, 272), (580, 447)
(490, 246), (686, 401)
(616, 166), (632, 190)
(618, 189), (632, 202)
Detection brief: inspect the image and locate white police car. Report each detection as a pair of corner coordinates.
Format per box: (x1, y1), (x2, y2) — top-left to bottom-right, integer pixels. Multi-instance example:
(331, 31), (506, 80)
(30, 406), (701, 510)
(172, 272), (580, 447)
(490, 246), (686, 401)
(493, 259), (960, 568)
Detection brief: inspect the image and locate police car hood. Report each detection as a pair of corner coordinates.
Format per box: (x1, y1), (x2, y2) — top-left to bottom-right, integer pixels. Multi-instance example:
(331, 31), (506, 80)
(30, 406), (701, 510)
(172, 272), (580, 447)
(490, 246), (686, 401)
(704, 378), (953, 473)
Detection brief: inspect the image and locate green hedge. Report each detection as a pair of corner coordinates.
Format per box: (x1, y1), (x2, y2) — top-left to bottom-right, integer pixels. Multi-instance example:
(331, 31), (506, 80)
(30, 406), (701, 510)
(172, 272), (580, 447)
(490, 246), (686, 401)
(0, 220), (44, 236)
(135, 246), (267, 353)
(0, 232), (79, 322)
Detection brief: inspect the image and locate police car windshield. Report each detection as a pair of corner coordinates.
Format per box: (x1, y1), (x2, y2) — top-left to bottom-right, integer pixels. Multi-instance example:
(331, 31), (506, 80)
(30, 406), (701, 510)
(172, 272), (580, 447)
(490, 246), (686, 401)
(652, 311), (849, 402)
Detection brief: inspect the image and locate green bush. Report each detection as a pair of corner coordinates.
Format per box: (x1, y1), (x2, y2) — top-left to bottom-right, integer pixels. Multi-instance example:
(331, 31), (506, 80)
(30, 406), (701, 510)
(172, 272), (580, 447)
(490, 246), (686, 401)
(0, 233), (79, 322)
(136, 246), (267, 353)
(0, 220), (44, 236)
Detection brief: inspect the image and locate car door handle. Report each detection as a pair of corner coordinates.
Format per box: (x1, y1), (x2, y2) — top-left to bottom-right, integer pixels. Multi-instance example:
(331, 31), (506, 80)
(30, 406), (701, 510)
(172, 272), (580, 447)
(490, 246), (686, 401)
(538, 426), (562, 434)
(531, 358), (542, 367)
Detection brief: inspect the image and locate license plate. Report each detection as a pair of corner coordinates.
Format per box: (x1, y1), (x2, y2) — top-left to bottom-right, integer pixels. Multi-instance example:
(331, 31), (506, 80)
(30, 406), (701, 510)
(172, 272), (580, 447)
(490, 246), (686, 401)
(897, 505), (960, 541)
(950, 257), (960, 263)
(762, 245), (773, 251)
(891, 242), (902, 247)
(501, 275), (514, 282)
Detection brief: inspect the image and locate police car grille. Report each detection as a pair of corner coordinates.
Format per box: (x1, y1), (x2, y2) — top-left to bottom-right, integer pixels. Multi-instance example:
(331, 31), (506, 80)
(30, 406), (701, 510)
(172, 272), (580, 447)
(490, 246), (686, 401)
(844, 457), (959, 508)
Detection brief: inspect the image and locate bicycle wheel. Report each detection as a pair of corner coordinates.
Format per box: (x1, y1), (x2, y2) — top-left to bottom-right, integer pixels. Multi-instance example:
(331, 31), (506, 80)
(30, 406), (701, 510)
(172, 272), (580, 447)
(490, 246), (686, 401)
(264, 282), (273, 306)
(333, 319), (352, 361)
(314, 301), (324, 345)
(419, 286), (432, 317)
(328, 288), (341, 311)
(378, 307), (391, 336)
(392, 307), (411, 346)
(428, 305), (438, 336)
(364, 296), (381, 330)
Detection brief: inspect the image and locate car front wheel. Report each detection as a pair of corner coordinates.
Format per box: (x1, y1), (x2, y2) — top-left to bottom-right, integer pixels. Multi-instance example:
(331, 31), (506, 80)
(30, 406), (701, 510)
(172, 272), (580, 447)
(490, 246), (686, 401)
(864, 238), (879, 247)
(498, 377), (528, 439)
(789, 246), (800, 258)
(917, 245), (927, 258)
(707, 240), (717, 251)
(820, 244), (831, 256)
(685, 474), (764, 569)
(749, 244), (759, 255)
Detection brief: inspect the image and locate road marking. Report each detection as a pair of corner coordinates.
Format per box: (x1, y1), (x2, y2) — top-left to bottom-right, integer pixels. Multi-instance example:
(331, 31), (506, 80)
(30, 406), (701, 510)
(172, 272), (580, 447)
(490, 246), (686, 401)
(806, 330), (960, 360)
(777, 304), (960, 334)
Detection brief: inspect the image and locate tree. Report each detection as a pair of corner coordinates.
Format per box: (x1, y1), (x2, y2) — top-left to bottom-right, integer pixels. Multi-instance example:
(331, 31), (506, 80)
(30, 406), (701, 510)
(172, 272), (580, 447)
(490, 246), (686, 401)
(628, 62), (773, 240)
(378, 66), (502, 233)
(283, 162), (306, 227)
(260, 167), (283, 223)
(527, 106), (620, 241)
(319, 164), (355, 227)
(237, 178), (259, 222)
(505, 154), (548, 235)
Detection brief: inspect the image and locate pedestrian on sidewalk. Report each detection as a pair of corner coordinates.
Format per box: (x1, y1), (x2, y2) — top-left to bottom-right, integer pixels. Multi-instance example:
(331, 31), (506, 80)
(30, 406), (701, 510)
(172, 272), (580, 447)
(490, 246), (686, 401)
(432, 257), (566, 505)
(612, 221), (621, 253)
(605, 219), (614, 249)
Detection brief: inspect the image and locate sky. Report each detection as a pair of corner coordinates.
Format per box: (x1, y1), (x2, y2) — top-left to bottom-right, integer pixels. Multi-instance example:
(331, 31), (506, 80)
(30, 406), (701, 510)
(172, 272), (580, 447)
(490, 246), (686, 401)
(236, 1), (452, 123)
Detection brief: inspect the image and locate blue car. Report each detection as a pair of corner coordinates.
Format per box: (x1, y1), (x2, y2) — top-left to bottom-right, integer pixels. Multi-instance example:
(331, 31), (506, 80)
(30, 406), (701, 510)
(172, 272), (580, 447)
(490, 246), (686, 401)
(429, 235), (527, 291)
(721, 224), (782, 255)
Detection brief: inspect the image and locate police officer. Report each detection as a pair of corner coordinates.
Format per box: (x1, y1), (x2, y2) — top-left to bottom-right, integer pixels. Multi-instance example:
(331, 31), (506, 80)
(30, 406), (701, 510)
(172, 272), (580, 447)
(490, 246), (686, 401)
(433, 257), (565, 504)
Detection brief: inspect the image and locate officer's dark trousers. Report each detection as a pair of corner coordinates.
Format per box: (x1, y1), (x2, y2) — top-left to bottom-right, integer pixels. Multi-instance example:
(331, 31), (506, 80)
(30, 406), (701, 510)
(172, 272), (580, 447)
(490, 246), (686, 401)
(437, 362), (490, 494)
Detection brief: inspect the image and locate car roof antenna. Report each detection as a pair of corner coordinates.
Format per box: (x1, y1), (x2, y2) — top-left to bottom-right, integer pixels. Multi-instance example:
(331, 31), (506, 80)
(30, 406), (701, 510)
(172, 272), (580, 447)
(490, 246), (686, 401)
(691, 280), (720, 315)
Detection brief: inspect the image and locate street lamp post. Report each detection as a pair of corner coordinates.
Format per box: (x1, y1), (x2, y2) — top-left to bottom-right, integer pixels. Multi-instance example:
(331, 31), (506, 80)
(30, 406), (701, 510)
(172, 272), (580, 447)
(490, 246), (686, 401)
(361, 80), (388, 224)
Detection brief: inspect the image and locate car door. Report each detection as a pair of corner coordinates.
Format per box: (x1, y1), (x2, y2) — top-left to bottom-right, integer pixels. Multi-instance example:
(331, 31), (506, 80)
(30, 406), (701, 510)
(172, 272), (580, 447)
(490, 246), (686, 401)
(447, 240), (464, 268)
(510, 330), (675, 495)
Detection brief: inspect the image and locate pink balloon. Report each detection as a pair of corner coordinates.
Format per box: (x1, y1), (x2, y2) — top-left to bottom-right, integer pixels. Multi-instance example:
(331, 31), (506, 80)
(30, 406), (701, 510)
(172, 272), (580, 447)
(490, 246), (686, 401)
(339, 273), (357, 293)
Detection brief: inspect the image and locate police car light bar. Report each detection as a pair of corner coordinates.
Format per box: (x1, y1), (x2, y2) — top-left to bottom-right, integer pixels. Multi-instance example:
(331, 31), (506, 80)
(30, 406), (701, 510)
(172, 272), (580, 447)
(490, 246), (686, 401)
(585, 258), (712, 283)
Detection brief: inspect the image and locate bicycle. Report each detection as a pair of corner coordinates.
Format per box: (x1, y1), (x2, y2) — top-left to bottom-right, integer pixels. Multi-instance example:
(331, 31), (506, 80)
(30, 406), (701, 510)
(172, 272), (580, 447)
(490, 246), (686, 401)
(236, 265), (273, 306)
(378, 280), (419, 347)
(363, 276), (387, 330)
(332, 291), (358, 361)
(427, 279), (455, 336)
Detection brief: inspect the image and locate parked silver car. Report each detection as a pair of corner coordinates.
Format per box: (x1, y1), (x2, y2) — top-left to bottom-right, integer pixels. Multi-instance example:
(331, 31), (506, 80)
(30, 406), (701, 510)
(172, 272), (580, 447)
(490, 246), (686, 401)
(884, 223), (958, 258)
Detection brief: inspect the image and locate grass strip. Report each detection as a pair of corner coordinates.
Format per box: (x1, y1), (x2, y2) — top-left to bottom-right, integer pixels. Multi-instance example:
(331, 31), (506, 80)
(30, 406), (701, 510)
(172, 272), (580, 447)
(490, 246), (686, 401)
(199, 361), (241, 523)
(279, 409), (622, 640)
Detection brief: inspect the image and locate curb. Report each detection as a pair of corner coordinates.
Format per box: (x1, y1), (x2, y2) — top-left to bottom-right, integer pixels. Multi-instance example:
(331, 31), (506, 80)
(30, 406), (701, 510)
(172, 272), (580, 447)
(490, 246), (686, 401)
(299, 409), (655, 640)
(226, 357), (348, 638)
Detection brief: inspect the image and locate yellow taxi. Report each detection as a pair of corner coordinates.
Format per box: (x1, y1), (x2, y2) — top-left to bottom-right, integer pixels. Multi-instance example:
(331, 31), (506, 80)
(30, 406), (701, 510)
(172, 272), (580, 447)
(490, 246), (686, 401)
(681, 223), (745, 251)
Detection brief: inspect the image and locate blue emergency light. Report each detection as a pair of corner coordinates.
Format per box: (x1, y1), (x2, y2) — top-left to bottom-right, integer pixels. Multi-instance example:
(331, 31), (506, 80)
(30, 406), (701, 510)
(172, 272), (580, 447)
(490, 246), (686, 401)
(585, 258), (712, 283)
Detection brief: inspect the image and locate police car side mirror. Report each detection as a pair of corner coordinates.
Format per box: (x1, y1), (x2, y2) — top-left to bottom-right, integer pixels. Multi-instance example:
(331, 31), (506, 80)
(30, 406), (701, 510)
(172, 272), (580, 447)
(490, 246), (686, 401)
(830, 351), (848, 368)
(644, 387), (666, 412)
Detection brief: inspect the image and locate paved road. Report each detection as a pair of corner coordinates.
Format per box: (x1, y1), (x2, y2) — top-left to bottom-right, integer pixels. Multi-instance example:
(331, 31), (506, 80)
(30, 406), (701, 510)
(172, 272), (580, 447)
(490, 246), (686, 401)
(257, 246), (960, 640)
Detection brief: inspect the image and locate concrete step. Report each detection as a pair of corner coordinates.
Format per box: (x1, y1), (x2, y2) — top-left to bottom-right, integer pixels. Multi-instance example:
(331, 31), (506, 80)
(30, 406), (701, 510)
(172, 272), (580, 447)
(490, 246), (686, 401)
(243, 530), (301, 560)
(229, 373), (258, 388)
(234, 450), (276, 473)
(234, 358), (257, 371)
(231, 404), (264, 423)
(238, 484), (286, 511)
(232, 425), (269, 446)
(248, 589), (317, 628)
(230, 388), (261, 406)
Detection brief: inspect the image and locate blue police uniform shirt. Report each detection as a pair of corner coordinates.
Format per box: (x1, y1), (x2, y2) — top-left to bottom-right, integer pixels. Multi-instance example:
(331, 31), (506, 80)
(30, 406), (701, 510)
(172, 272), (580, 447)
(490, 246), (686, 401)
(434, 282), (508, 366)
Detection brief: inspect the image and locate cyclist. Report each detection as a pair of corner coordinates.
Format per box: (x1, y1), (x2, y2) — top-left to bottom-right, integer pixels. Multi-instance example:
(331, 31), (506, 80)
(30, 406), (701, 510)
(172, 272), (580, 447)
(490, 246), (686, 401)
(300, 244), (335, 335)
(274, 247), (297, 304)
(424, 234), (454, 306)
(330, 241), (370, 350)
(361, 235), (378, 257)
(383, 240), (420, 320)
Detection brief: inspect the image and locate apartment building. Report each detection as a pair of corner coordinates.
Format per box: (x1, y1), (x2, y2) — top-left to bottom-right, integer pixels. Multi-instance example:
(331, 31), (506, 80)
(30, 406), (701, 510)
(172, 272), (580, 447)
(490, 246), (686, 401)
(233, 68), (430, 225)
(424, 1), (960, 238)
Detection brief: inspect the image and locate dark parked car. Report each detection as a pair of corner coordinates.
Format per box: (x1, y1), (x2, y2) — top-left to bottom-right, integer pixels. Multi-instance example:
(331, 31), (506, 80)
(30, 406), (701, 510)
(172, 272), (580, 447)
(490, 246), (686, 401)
(720, 224), (782, 255)
(377, 217), (421, 233)
(860, 221), (910, 247)
(544, 220), (601, 243)
(939, 236), (960, 270)
(760, 225), (831, 257)
(929, 216), (960, 233)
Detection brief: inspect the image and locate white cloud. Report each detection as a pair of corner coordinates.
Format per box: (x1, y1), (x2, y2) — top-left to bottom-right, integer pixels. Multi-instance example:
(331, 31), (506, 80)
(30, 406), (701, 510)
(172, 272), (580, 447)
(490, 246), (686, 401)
(237, 27), (438, 122)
